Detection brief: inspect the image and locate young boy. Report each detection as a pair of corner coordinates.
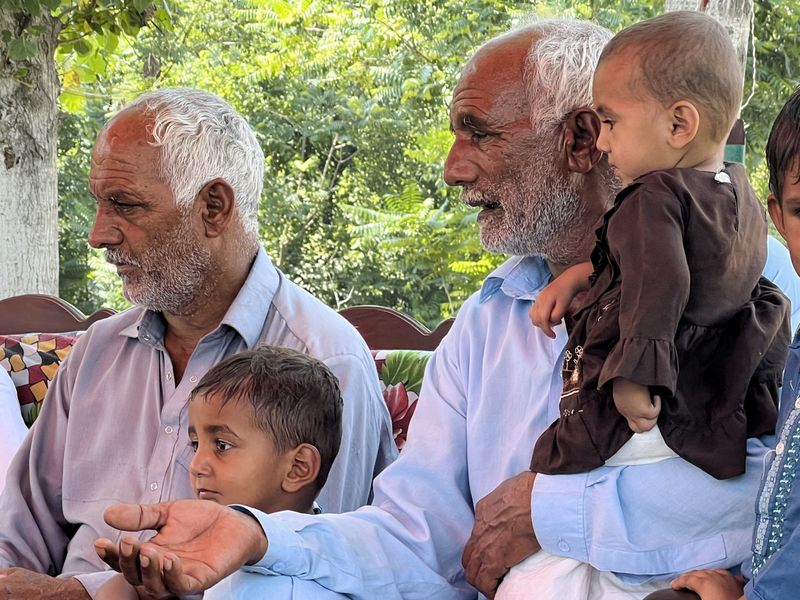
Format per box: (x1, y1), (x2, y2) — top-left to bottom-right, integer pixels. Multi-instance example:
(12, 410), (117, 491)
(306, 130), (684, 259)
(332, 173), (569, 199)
(96, 345), (343, 599)
(668, 86), (800, 600)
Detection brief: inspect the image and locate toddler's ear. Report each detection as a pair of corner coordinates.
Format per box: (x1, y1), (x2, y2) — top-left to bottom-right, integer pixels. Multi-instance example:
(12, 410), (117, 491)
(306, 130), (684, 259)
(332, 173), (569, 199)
(667, 101), (701, 149)
(282, 444), (322, 494)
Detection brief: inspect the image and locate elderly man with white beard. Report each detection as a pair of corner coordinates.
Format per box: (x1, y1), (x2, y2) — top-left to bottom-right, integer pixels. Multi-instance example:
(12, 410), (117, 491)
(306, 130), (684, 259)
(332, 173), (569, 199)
(0, 88), (397, 600)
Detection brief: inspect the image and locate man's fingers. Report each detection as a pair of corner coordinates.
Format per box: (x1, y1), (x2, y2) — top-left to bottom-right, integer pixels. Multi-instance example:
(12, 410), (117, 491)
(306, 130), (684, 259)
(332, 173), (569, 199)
(136, 546), (173, 597)
(118, 536), (145, 586)
(105, 503), (169, 533)
(94, 538), (121, 571)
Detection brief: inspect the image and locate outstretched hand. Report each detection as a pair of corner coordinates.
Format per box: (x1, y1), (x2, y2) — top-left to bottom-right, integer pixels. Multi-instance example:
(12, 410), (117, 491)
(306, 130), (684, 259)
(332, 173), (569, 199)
(95, 499), (268, 598)
(670, 569), (745, 600)
(462, 472), (539, 598)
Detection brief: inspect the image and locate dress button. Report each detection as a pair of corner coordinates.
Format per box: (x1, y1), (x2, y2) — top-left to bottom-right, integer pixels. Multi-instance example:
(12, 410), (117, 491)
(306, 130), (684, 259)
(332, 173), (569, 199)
(776, 441), (785, 456)
(164, 426), (174, 434)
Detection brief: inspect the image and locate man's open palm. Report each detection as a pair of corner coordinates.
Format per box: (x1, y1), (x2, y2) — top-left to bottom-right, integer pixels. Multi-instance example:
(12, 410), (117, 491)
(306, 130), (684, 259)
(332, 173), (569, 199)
(95, 500), (267, 597)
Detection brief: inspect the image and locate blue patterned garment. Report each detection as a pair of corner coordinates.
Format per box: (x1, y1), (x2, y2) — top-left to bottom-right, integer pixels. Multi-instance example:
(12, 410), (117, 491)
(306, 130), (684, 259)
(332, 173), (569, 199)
(746, 330), (800, 599)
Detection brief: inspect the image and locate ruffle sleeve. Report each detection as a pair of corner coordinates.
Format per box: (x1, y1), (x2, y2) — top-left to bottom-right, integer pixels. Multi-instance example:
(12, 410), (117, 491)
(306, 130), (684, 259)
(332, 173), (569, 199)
(598, 336), (678, 394)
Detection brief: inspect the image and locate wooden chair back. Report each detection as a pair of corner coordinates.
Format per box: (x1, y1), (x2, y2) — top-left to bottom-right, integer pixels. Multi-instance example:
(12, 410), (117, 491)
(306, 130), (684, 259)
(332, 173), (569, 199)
(0, 295), (453, 351)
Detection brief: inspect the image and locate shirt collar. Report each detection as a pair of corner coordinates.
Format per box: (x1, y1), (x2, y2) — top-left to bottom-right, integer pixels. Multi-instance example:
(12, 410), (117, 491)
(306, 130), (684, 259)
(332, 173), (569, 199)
(120, 246), (278, 349)
(479, 255), (552, 303)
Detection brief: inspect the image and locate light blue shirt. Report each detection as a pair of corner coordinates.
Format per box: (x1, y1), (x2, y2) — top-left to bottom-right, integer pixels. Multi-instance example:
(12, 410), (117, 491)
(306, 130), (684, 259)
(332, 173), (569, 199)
(764, 234), (800, 334)
(224, 255), (769, 599)
(742, 329), (800, 599)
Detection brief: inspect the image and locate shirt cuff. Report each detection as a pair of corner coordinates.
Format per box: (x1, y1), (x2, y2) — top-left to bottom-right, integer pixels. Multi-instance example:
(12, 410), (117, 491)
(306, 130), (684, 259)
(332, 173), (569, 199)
(229, 505), (306, 576)
(72, 570), (117, 599)
(531, 471), (589, 563)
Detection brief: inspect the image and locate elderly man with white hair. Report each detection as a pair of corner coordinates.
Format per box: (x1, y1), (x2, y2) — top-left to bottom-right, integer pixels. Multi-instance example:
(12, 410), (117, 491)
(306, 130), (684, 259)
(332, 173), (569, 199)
(0, 89), (397, 599)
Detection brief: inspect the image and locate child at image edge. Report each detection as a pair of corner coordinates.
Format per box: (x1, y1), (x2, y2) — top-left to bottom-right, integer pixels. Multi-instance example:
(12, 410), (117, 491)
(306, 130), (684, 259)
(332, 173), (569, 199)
(669, 85), (800, 600)
(499, 11), (790, 600)
(95, 345), (343, 599)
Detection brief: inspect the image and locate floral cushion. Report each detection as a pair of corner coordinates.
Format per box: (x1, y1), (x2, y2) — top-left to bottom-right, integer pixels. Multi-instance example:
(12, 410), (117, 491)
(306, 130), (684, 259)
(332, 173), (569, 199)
(0, 334), (80, 427)
(372, 349), (432, 450)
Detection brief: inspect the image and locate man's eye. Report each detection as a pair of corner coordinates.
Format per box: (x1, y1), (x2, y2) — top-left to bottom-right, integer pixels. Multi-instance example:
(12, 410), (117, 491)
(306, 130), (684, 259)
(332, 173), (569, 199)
(188, 440), (198, 452)
(602, 119), (614, 129)
(470, 131), (489, 142)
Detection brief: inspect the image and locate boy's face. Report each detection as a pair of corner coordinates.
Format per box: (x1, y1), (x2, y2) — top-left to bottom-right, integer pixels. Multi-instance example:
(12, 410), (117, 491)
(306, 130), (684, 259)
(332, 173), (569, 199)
(768, 162), (800, 276)
(592, 52), (676, 185)
(188, 392), (290, 513)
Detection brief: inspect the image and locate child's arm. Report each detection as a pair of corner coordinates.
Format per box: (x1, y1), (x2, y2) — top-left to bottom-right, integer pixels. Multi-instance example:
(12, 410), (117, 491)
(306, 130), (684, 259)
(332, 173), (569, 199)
(670, 569), (745, 600)
(612, 377), (661, 433)
(529, 261), (593, 338)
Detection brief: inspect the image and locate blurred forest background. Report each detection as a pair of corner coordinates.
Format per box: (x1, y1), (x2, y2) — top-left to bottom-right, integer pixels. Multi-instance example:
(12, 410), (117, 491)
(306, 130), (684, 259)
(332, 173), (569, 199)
(3, 0), (799, 327)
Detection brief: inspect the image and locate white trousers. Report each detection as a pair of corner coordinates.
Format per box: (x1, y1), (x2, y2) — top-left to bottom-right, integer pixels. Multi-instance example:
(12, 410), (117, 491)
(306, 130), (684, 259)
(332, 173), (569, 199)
(498, 429), (678, 600)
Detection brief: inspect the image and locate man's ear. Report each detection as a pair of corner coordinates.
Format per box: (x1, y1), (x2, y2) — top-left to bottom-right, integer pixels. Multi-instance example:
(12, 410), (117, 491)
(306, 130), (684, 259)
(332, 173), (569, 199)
(281, 443), (322, 494)
(562, 107), (604, 174)
(667, 101), (700, 149)
(196, 178), (236, 238)
(768, 194), (788, 241)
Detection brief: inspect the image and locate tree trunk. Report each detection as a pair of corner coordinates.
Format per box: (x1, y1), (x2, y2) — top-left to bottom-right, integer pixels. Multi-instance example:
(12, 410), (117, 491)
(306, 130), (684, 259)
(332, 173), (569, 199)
(0, 9), (61, 299)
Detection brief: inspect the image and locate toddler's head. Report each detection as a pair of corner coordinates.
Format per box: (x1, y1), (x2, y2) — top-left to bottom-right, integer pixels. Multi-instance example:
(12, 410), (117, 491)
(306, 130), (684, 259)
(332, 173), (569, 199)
(767, 86), (800, 275)
(187, 345), (343, 514)
(592, 11), (742, 184)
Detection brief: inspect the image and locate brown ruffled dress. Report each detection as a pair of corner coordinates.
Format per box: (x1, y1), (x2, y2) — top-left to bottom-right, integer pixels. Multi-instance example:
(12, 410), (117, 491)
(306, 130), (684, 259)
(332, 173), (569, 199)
(531, 164), (790, 479)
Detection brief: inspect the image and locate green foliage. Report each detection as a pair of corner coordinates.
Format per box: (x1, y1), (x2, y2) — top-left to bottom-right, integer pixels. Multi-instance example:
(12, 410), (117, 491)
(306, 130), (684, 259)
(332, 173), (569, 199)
(52, 0), (800, 326)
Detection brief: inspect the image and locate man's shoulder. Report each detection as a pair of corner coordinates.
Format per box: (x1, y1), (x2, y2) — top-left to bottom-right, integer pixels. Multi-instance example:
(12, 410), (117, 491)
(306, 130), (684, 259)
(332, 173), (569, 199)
(268, 274), (370, 357)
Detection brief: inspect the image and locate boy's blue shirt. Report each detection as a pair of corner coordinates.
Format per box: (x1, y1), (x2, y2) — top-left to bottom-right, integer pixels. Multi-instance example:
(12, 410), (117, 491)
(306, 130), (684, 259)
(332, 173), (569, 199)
(744, 329), (800, 599)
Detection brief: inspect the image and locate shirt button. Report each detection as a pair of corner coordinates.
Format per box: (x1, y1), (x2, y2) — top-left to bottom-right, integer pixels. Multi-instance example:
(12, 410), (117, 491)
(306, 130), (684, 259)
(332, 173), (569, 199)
(776, 441), (785, 456)
(164, 426), (174, 434)
(150, 482), (158, 491)
(557, 538), (570, 552)
(167, 372), (173, 381)
(189, 376), (198, 383)
(795, 397), (800, 410)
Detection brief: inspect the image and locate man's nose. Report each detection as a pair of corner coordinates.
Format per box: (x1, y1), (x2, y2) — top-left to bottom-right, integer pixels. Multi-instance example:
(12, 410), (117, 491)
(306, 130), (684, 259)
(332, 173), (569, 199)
(443, 139), (478, 187)
(87, 205), (123, 249)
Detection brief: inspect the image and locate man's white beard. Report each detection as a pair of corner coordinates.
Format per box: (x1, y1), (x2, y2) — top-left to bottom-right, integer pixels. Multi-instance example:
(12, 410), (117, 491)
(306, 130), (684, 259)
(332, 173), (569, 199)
(468, 143), (588, 264)
(105, 214), (215, 315)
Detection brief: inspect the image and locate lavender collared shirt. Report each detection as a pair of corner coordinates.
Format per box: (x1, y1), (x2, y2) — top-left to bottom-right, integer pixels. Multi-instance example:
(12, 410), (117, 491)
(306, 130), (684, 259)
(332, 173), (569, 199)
(0, 246), (396, 597)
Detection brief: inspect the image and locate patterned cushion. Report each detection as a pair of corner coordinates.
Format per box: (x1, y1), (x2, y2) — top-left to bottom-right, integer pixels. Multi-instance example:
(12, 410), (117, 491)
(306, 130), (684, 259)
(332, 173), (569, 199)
(372, 349), (432, 450)
(0, 333), (80, 427)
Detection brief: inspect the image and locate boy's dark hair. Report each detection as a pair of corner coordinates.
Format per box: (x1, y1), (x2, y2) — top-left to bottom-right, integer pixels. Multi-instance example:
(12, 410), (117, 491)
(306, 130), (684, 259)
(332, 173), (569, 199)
(599, 11), (742, 143)
(767, 85), (800, 201)
(191, 345), (343, 493)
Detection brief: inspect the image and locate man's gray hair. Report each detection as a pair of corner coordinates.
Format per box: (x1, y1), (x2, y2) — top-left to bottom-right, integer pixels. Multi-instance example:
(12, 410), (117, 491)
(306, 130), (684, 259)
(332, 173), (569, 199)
(522, 19), (612, 136)
(124, 88), (263, 240)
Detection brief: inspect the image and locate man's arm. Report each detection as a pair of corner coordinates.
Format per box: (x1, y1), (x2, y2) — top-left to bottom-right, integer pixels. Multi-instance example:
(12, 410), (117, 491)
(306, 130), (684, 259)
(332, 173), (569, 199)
(533, 437), (768, 577)
(0, 568), (90, 600)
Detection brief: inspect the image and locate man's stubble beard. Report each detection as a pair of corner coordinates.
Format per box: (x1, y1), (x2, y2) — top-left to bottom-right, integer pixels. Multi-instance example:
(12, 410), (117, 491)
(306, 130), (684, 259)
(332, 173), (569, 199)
(105, 212), (217, 316)
(471, 141), (593, 265)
